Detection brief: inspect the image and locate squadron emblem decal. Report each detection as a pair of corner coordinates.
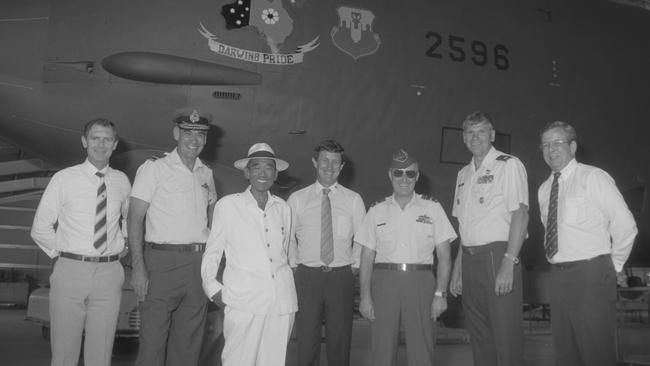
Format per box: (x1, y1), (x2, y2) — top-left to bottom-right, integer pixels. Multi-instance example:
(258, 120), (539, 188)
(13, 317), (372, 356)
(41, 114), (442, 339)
(199, 0), (319, 65)
(330, 6), (381, 60)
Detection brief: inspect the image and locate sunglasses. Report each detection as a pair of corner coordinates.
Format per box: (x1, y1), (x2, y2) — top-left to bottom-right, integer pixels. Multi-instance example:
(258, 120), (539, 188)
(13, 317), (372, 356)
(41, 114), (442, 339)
(391, 169), (418, 179)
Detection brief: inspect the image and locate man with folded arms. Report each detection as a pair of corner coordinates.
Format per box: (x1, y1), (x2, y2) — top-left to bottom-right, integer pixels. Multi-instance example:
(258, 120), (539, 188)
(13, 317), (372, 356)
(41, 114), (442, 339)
(538, 120), (637, 366)
(129, 107), (217, 366)
(202, 142), (297, 366)
(358, 148), (455, 366)
(31, 118), (130, 366)
(288, 139), (366, 366)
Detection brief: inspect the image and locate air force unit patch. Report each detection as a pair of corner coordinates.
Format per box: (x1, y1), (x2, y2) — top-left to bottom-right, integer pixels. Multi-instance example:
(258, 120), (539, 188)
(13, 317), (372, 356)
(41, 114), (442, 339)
(330, 6), (381, 60)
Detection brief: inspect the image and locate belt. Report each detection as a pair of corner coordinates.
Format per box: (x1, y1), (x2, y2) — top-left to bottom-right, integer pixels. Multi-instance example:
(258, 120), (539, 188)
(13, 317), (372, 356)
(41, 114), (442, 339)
(298, 264), (350, 273)
(374, 263), (432, 271)
(552, 254), (608, 270)
(462, 241), (507, 255)
(60, 251), (120, 263)
(147, 242), (206, 252)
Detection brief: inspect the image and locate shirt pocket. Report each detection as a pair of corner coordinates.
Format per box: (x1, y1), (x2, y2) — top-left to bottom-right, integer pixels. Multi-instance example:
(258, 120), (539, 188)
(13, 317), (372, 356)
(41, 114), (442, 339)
(335, 215), (351, 239)
(161, 176), (192, 194)
(414, 223), (435, 258)
(563, 197), (587, 224)
(376, 224), (396, 256)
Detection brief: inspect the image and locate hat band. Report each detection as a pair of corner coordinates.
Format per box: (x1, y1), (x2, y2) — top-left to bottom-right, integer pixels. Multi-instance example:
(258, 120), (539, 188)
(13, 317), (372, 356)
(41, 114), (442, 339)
(248, 151), (276, 159)
(177, 124), (209, 131)
(176, 117), (209, 124)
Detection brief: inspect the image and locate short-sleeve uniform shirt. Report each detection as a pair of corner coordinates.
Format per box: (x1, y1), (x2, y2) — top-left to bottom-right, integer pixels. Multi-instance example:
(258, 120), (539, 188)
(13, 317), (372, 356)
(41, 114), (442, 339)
(130, 148), (216, 244)
(452, 147), (528, 246)
(357, 194), (457, 264)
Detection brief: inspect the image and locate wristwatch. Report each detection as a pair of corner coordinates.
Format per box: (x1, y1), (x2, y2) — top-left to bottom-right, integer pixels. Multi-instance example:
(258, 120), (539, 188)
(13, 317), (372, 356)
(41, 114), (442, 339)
(503, 253), (520, 265)
(434, 291), (447, 299)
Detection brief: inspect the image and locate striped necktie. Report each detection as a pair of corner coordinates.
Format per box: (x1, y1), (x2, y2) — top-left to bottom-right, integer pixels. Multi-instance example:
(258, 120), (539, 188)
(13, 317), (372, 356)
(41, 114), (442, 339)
(94, 171), (108, 253)
(320, 188), (334, 265)
(544, 172), (561, 260)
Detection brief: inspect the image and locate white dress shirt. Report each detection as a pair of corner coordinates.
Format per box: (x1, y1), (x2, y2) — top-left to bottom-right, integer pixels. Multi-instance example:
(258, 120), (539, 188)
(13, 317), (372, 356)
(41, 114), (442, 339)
(538, 159), (638, 271)
(201, 187), (297, 315)
(287, 182), (366, 267)
(31, 159), (131, 258)
(356, 194), (457, 264)
(130, 148), (216, 244)
(452, 147), (529, 246)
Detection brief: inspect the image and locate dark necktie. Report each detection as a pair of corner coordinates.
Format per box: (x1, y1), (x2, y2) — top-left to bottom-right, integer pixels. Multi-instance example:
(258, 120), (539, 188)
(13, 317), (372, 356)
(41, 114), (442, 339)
(94, 172), (108, 253)
(544, 172), (561, 259)
(320, 188), (334, 265)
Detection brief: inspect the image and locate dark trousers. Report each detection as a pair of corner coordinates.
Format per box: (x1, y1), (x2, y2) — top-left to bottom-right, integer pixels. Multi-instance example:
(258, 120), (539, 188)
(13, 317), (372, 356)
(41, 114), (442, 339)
(370, 269), (436, 366)
(550, 255), (617, 366)
(462, 242), (524, 366)
(294, 264), (354, 366)
(135, 249), (208, 366)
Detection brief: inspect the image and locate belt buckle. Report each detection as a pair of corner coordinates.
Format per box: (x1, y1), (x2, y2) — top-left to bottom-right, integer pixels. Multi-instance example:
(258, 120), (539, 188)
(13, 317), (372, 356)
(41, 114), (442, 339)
(320, 265), (332, 272)
(191, 244), (202, 252)
(399, 263), (407, 271)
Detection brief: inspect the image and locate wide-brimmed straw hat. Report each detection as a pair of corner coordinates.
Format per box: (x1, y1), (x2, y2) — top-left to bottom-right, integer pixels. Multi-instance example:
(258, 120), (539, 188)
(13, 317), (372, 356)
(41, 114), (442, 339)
(234, 142), (289, 171)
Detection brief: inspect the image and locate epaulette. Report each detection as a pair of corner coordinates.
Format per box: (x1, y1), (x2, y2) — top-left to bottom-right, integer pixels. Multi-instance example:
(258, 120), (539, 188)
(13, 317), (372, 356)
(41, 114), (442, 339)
(496, 154), (513, 162)
(147, 152), (168, 162)
(421, 195), (439, 202)
(370, 198), (386, 208)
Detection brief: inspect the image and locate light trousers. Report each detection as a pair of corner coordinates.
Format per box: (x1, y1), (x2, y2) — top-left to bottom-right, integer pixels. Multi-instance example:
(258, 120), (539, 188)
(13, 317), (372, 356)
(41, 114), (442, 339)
(49, 257), (124, 366)
(222, 307), (295, 366)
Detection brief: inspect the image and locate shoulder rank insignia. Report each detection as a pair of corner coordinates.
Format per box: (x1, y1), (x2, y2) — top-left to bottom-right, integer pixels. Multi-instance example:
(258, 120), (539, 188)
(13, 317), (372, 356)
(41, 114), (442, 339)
(496, 154), (512, 162)
(421, 195), (439, 202)
(147, 155), (160, 162)
(370, 198), (386, 208)
(416, 214), (433, 224)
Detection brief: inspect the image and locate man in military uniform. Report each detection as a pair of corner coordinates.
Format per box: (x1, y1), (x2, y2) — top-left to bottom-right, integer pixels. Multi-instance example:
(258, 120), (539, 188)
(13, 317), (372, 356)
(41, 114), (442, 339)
(358, 148), (456, 366)
(129, 107), (217, 366)
(449, 111), (528, 366)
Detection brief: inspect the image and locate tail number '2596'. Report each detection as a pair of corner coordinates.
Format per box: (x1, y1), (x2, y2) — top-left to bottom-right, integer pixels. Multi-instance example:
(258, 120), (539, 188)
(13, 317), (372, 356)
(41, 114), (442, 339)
(425, 32), (510, 71)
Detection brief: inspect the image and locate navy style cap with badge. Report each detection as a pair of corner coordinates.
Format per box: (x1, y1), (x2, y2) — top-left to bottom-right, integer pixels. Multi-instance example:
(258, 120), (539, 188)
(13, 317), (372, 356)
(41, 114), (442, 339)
(173, 107), (212, 131)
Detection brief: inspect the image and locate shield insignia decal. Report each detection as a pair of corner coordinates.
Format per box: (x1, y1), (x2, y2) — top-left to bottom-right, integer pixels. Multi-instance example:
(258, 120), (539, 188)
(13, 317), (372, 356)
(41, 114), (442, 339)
(330, 6), (381, 60)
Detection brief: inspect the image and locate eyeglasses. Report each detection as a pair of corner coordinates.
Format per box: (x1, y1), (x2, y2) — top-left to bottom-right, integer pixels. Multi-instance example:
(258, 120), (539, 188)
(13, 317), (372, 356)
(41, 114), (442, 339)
(539, 139), (570, 151)
(391, 169), (418, 179)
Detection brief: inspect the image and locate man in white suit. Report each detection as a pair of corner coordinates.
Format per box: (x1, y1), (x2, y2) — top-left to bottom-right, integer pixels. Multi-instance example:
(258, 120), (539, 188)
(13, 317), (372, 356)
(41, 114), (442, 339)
(201, 143), (297, 366)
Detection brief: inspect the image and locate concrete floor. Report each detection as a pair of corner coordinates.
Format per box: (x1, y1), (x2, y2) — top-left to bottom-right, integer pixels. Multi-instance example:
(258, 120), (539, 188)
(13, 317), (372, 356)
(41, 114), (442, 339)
(0, 307), (560, 366)
(3, 305), (650, 366)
